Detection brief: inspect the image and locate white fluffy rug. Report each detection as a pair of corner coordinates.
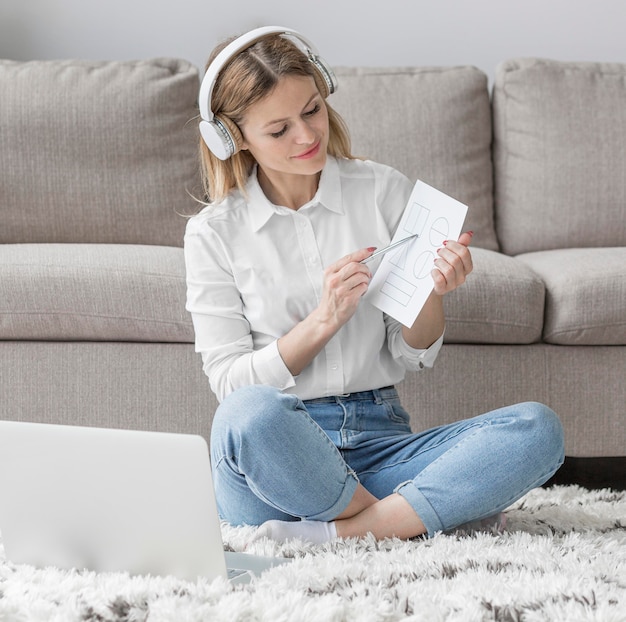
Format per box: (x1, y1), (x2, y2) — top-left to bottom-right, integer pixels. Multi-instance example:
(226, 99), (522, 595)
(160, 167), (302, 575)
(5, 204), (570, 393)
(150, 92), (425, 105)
(1, 485), (624, 621)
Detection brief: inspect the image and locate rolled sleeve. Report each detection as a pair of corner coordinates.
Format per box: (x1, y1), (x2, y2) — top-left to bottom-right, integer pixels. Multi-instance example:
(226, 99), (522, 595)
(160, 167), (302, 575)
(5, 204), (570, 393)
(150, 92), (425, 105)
(250, 340), (296, 392)
(387, 321), (444, 371)
(197, 329), (296, 403)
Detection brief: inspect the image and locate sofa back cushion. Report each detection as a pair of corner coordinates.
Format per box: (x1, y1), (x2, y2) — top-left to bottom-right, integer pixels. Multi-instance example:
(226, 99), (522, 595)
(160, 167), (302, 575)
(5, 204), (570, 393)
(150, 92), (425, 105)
(493, 58), (626, 255)
(329, 66), (498, 251)
(0, 59), (200, 247)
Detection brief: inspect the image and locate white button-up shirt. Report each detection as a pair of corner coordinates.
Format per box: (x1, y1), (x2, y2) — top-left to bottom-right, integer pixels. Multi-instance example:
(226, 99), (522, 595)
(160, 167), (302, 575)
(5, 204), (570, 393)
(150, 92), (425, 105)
(184, 156), (443, 402)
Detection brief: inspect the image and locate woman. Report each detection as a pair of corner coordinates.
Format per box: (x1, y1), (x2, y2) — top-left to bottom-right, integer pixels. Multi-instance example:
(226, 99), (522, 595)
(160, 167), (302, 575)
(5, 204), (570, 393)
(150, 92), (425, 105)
(184, 26), (564, 544)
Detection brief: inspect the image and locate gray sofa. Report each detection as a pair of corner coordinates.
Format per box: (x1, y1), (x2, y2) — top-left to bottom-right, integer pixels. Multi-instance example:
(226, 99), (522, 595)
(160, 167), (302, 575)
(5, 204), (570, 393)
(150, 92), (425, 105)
(1, 57), (624, 470)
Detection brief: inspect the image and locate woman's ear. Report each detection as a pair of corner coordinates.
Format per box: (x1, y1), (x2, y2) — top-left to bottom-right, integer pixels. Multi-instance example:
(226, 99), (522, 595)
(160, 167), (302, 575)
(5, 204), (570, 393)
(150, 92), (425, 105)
(238, 126), (249, 151)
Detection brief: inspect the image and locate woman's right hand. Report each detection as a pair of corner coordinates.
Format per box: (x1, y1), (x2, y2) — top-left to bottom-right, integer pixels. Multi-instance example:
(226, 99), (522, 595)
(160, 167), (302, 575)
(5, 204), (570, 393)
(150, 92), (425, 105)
(315, 247), (375, 330)
(276, 246), (375, 377)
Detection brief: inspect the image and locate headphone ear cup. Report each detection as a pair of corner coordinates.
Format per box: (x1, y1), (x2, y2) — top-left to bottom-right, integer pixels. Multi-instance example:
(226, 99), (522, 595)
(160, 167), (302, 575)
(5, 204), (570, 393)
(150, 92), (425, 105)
(199, 115), (244, 161)
(217, 115), (244, 155)
(312, 70), (330, 98)
(309, 57), (338, 98)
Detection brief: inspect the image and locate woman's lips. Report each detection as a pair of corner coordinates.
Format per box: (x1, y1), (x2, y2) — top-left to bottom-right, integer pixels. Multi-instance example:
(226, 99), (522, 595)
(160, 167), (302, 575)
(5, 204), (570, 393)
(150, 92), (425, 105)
(294, 141), (321, 159)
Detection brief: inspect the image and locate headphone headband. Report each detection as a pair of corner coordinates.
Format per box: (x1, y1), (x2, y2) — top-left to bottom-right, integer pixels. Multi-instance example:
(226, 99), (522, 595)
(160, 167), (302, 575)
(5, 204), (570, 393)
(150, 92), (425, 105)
(198, 26), (337, 160)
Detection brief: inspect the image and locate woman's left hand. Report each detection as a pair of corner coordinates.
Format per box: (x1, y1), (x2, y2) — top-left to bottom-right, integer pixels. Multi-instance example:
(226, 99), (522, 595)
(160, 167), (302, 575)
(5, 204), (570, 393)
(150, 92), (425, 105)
(431, 231), (474, 296)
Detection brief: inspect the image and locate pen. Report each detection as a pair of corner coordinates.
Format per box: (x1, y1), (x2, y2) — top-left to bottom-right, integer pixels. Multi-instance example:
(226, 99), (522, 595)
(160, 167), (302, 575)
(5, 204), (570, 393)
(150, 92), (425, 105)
(361, 234), (419, 264)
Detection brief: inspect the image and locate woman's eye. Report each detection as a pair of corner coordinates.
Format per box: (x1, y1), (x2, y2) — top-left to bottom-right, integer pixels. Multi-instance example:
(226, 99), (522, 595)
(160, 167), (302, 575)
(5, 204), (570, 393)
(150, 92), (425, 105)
(269, 104), (320, 138)
(304, 103), (320, 117)
(271, 126), (288, 139)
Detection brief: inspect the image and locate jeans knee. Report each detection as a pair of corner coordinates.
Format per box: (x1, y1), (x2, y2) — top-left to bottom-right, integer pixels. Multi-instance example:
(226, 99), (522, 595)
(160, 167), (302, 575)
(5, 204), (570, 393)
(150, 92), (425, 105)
(520, 401), (565, 466)
(212, 385), (298, 442)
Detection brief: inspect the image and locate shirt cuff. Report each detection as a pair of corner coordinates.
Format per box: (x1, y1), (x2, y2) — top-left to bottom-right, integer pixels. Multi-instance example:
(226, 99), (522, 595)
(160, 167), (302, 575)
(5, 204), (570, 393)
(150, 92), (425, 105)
(397, 331), (445, 370)
(253, 340), (297, 390)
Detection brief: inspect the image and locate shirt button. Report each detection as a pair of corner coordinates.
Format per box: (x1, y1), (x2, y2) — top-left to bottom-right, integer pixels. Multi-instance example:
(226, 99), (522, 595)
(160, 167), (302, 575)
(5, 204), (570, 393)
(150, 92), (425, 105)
(331, 364), (338, 371)
(418, 362), (425, 369)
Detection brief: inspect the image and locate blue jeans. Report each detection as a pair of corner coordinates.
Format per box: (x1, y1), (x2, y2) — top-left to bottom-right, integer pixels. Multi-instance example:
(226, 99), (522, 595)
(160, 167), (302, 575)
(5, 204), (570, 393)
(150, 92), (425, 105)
(210, 385), (564, 536)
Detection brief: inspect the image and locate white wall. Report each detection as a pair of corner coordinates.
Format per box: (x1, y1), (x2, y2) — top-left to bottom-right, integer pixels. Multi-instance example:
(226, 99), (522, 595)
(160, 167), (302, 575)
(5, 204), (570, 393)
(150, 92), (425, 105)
(2, 0), (625, 82)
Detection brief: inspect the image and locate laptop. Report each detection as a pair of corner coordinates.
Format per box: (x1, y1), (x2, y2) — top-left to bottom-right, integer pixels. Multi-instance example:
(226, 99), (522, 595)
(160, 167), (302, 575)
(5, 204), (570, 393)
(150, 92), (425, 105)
(0, 420), (289, 583)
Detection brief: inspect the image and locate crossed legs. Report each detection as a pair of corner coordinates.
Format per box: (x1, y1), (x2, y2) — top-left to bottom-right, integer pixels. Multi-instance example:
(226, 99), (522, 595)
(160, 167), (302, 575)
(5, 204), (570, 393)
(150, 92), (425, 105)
(210, 385), (564, 542)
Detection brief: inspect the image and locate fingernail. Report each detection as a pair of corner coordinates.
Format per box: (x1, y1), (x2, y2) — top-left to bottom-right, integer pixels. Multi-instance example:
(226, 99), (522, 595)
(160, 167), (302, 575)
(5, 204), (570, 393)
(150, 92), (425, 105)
(367, 247), (377, 252)
(467, 231), (474, 237)
(442, 240), (448, 246)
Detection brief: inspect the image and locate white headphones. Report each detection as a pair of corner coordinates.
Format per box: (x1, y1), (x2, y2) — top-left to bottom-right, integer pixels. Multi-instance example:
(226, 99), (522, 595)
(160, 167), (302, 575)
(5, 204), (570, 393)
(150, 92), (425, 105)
(198, 26), (338, 160)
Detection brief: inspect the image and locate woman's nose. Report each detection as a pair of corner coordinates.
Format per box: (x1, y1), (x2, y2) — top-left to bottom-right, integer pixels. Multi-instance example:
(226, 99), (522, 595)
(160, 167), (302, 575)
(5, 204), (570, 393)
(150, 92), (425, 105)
(293, 119), (316, 143)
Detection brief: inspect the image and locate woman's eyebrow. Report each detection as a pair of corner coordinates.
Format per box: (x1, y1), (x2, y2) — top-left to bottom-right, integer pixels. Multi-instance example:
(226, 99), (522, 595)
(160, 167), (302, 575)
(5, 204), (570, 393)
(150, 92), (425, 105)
(261, 93), (318, 129)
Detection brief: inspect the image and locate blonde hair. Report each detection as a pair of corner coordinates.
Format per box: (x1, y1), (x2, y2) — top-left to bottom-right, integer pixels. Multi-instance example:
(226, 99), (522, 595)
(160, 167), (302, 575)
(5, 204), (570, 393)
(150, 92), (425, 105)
(198, 33), (354, 204)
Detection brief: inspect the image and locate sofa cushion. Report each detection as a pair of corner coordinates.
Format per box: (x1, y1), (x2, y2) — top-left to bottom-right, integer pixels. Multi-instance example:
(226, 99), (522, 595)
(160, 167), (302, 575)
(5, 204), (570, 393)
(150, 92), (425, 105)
(442, 248), (545, 344)
(493, 58), (626, 255)
(0, 245), (194, 342)
(517, 248), (626, 345)
(330, 66), (498, 252)
(0, 59), (200, 247)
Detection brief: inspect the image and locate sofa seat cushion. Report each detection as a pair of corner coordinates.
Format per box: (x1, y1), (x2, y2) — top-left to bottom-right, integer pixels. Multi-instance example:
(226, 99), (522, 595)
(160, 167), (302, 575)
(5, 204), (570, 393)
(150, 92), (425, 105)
(0, 244), (194, 342)
(442, 248), (545, 344)
(517, 248), (626, 345)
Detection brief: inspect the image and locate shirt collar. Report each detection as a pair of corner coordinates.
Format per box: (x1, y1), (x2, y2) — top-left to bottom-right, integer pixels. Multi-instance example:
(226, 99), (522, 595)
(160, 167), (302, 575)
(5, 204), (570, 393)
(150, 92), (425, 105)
(247, 156), (344, 232)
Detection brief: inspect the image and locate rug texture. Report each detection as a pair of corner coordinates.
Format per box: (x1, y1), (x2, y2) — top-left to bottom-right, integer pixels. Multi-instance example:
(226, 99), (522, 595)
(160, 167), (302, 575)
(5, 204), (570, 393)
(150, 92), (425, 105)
(0, 485), (624, 621)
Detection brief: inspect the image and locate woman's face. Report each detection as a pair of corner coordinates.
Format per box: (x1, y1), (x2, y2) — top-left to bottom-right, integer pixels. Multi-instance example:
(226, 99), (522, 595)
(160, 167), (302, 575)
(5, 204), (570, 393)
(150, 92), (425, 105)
(239, 74), (329, 180)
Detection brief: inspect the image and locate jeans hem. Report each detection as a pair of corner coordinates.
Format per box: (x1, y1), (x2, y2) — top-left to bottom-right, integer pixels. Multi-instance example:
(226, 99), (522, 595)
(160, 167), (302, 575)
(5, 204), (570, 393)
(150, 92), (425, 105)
(395, 480), (443, 537)
(306, 470), (360, 521)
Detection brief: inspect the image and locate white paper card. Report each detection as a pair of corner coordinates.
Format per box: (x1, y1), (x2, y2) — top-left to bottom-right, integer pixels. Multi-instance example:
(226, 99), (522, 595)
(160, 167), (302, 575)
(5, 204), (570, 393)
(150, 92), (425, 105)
(365, 180), (468, 327)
